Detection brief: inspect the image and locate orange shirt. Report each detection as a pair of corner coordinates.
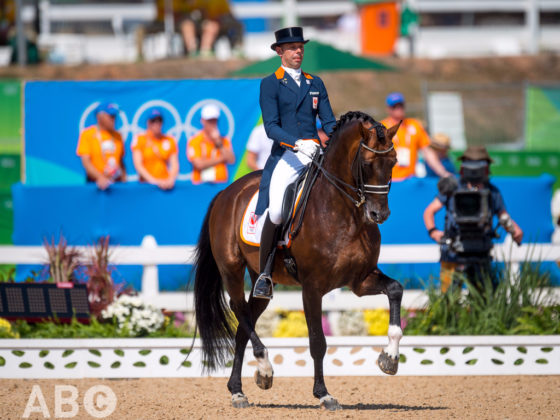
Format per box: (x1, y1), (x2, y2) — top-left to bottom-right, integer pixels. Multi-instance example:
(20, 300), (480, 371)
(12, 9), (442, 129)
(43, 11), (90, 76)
(381, 117), (430, 180)
(187, 131), (232, 184)
(76, 125), (124, 179)
(132, 132), (178, 180)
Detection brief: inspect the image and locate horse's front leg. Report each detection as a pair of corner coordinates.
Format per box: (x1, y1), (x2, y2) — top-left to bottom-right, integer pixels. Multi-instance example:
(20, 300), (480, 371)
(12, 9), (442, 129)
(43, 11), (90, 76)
(353, 268), (403, 375)
(302, 287), (341, 411)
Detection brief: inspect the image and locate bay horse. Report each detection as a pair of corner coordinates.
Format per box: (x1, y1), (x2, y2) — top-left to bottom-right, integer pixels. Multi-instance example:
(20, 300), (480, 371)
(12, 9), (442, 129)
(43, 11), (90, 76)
(193, 111), (403, 410)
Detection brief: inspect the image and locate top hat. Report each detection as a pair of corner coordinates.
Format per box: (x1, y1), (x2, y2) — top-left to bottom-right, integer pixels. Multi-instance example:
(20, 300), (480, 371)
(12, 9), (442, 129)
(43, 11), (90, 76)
(458, 145), (494, 163)
(270, 27), (309, 50)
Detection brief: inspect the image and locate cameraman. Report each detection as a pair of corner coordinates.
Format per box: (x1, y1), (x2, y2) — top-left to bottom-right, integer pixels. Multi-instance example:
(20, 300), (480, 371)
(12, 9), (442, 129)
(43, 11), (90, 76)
(423, 146), (523, 292)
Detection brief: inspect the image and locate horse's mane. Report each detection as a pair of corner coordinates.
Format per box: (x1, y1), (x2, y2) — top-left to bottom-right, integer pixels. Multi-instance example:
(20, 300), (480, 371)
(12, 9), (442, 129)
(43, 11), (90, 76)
(326, 110), (378, 152)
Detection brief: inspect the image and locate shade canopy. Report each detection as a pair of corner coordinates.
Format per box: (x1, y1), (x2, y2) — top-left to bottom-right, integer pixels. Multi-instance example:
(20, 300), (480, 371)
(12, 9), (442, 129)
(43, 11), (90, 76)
(231, 41), (394, 76)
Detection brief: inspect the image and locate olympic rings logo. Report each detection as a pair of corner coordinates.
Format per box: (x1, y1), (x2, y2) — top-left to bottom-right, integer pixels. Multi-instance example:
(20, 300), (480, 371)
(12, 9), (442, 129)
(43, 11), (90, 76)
(78, 99), (235, 143)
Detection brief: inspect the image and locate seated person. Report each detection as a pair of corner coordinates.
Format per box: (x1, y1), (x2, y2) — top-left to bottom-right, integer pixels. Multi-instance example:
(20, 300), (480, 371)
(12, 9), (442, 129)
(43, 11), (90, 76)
(132, 108), (179, 190)
(425, 133), (457, 178)
(187, 103), (235, 184)
(76, 102), (126, 190)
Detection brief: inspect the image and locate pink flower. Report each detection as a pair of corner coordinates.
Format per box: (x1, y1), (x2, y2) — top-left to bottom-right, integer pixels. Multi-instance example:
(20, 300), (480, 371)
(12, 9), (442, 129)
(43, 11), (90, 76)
(322, 315), (332, 336)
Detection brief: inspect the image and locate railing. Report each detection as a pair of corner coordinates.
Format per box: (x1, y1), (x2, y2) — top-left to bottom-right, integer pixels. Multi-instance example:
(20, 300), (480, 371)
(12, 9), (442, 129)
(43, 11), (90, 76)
(31, 0), (356, 37)
(1, 235), (559, 311)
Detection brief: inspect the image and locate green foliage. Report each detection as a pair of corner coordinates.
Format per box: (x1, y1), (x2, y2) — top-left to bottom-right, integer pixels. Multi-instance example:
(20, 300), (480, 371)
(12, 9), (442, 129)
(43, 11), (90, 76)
(0, 266), (15, 283)
(7, 316), (194, 339)
(405, 262), (559, 335)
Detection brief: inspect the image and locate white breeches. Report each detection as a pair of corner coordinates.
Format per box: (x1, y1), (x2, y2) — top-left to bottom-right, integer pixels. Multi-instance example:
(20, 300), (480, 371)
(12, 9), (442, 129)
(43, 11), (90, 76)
(268, 149), (312, 225)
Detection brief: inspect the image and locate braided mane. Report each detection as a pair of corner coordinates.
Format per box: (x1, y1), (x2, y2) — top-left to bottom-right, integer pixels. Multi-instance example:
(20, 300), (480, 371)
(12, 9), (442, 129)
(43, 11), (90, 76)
(326, 111), (378, 152)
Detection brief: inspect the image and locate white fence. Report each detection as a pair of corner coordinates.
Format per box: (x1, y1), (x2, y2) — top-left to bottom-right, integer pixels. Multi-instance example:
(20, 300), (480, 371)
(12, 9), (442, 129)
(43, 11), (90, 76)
(1, 336), (558, 378)
(1, 235), (559, 311)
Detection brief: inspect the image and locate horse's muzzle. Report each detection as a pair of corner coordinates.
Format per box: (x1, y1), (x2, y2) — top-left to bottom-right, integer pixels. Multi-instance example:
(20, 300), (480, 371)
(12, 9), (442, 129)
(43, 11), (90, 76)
(367, 208), (390, 224)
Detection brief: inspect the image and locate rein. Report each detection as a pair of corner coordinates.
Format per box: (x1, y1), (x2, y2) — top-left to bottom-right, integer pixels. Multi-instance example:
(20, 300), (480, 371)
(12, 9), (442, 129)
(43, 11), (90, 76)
(310, 122), (393, 208)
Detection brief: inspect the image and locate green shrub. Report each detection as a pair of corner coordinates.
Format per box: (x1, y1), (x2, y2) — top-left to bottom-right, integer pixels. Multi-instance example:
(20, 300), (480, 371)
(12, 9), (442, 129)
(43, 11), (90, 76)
(405, 261), (558, 335)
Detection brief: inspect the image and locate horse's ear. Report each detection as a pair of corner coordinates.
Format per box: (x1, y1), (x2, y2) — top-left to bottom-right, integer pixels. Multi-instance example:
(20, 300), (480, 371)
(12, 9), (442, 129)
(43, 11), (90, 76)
(386, 121), (402, 140)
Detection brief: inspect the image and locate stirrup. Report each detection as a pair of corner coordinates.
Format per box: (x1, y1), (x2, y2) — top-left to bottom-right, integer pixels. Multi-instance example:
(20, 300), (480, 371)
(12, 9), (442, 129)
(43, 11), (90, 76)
(253, 273), (273, 300)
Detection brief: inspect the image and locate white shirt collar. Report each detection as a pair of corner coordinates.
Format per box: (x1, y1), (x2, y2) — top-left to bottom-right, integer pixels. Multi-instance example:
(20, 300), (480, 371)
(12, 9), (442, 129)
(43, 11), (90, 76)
(282, 65), (302, 81)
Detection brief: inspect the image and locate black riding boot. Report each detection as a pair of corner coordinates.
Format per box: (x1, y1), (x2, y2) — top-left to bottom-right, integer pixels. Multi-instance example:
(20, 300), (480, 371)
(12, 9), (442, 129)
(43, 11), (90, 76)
(253, 215), (279, 299)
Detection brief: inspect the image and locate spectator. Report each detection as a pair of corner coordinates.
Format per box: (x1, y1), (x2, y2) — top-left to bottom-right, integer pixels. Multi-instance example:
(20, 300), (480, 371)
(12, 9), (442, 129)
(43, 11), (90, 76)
(76, 102), (126, 190)
(381, 92), (451, 181)
(132, 108), (179, 190)
(425, 133), (456, 178)
(246, 123), (273, 171)
(187, 103), (235, 184)
(157, 0), (239, 58)
(423, 146), (523, 292)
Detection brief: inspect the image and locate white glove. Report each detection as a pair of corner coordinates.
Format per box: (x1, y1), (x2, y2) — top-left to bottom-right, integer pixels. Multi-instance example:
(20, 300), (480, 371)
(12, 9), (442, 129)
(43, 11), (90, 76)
(294, 139), (320, 158)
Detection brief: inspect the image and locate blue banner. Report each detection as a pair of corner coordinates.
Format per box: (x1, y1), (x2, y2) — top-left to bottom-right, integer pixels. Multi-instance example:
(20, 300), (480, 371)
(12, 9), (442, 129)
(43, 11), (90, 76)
(12, 175), (556, 290)
(24, 80), (261, 185)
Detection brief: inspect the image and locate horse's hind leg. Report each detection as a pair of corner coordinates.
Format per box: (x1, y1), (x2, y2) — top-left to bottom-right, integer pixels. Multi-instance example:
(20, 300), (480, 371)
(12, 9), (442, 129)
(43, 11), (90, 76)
(302, 287), (341, 411)
(227, 270), (272, 407)
(353, 268), (403, 375)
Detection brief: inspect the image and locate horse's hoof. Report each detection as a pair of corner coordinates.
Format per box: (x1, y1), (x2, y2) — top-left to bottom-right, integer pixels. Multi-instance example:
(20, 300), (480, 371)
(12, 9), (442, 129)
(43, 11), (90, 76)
(377, 350), (399, 375)
(231, 393), (250, 408)
(254, 370), (273, 390)
(320, 395), (342, 411)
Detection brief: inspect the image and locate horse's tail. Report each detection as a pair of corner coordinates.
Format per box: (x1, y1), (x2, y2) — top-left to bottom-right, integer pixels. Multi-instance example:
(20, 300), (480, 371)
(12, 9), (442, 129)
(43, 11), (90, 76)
(193, 192), (235, 371)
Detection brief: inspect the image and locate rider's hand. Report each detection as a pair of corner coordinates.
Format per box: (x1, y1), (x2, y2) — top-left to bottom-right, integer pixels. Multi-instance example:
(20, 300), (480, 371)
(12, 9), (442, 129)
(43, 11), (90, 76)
(294, 139), (320, 158)
(430, 229), (445, 243)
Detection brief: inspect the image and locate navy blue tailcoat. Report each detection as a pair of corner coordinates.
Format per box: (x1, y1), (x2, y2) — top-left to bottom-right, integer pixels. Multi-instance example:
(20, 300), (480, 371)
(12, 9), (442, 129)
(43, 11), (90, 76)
(255, 66), (336, 215)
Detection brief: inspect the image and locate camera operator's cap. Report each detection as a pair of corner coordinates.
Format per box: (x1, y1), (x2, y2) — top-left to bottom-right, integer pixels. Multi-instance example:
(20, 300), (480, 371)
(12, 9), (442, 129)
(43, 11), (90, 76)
(458, 145), (494, 163)
(95, 102), (119, 117)
(430, 133), (451, 150)
(270, 27), (309, 50)
(147, 108), (163, 121)
(386, 92), (405, 107)
(201, 103), (221, 120)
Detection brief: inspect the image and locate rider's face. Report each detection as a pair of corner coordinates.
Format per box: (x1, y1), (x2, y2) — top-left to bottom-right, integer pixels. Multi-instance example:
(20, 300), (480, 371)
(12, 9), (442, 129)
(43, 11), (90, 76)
(276, 42), (304, 69)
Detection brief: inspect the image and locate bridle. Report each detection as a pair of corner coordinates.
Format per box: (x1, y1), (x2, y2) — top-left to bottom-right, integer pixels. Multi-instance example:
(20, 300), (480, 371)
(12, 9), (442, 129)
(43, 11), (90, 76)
(310, 121), (394, 208)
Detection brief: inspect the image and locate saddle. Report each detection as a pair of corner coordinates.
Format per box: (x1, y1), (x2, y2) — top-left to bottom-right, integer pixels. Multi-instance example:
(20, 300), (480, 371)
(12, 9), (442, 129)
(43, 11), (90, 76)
(277, 152), (323, 279)
(280, 151), (323, 241)
(240, 152), (323, 280)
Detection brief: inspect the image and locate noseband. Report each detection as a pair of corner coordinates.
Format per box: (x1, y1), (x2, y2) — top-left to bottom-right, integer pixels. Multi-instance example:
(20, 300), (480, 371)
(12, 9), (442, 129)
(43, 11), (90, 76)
(311, 121), (394, 208)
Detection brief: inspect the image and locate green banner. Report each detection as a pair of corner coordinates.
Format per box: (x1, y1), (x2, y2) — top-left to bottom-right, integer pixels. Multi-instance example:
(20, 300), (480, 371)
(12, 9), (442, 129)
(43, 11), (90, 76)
(450, 149), (560, 189)
(526, 85), (560, 151)
(0, 80), (21, 154)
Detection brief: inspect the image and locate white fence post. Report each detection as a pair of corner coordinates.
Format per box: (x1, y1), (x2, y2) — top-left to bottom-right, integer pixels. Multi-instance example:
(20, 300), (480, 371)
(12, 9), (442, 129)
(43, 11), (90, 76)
(140, 235), (159, 299)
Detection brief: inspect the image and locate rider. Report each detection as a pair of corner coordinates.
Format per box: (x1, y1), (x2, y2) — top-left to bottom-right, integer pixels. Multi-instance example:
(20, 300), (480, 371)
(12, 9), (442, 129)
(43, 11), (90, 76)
(252, 27), (337, 299)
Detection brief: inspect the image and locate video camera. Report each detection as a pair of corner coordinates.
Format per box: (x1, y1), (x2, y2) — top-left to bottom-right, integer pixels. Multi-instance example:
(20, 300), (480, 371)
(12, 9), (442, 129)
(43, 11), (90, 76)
(438, 160), (495, 261)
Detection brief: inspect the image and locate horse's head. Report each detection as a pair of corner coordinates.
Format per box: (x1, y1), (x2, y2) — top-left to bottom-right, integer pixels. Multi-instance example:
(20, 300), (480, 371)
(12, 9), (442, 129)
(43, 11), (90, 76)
(324, 111), (400, 225)
(356, 119), (400, 224)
